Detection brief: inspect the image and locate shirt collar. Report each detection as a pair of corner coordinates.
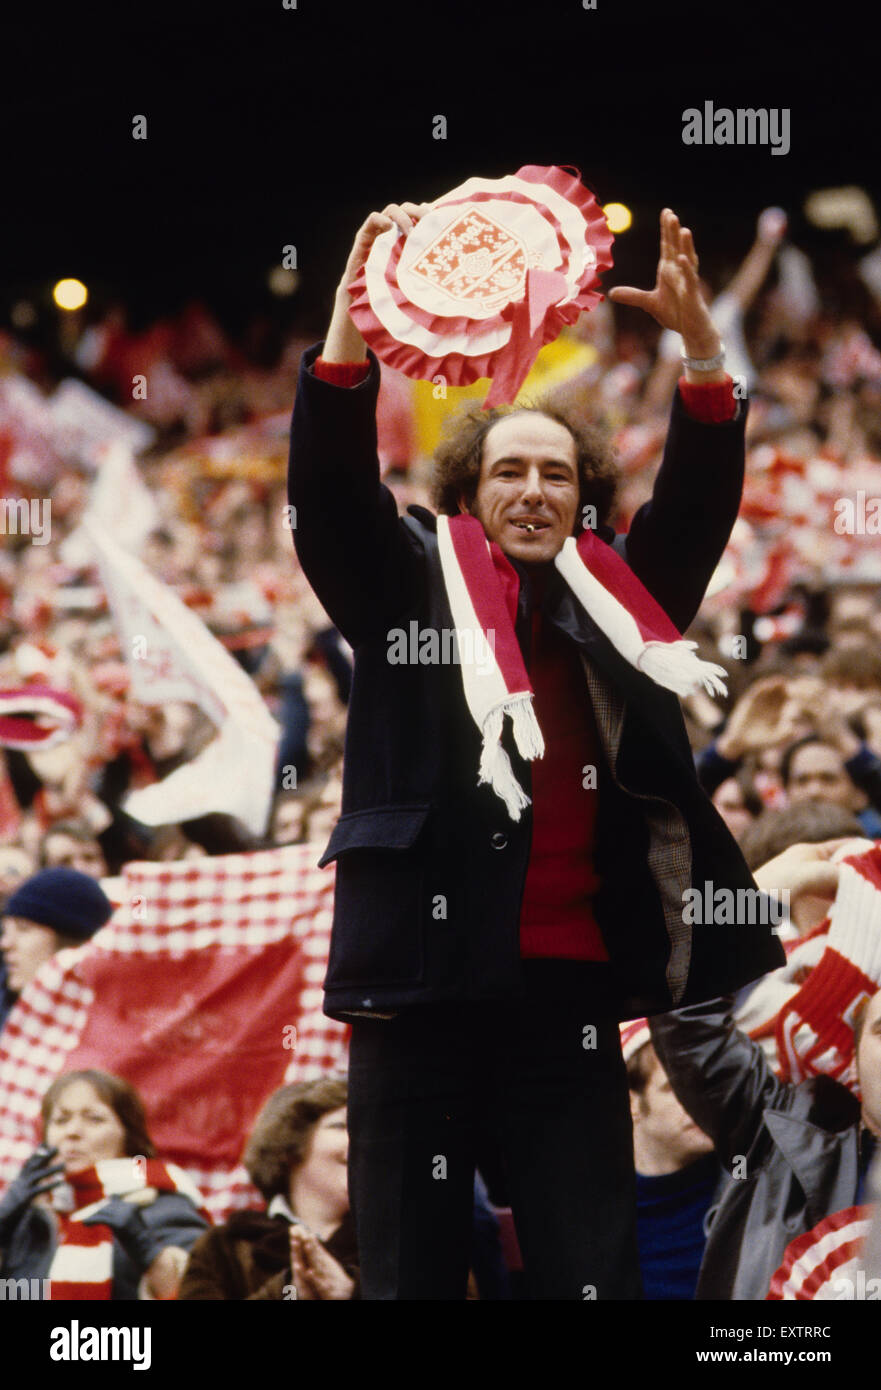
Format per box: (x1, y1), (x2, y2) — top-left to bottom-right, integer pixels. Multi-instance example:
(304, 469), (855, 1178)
(266, 1193), (298, 1223)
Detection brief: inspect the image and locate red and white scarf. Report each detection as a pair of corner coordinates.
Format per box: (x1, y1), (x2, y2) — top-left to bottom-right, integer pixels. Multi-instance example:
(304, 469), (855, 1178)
(48, 1157), (204, 1300)
(0, 686), (82, 751)
(436, 513), (727, 819)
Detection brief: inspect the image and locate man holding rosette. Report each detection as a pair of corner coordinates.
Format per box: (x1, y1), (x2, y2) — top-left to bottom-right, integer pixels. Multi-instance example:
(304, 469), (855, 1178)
(288, 170), (784, 1299)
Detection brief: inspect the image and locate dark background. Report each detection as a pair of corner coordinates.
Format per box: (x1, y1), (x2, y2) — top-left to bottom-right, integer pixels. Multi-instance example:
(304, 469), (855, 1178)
(3, 0), (877, 338)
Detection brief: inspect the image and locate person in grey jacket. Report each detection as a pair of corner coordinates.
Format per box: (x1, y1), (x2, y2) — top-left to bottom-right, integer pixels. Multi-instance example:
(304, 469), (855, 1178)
(650, 986), (881, 1299)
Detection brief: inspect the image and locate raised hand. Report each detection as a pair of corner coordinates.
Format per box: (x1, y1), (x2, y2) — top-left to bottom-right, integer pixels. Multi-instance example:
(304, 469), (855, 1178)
(0, 1146), (66, 1243)
(339, 202), (433, 294)
(80, 1195), (168, 1269)
(757, 207), (788, 245)
(786, 676), (862, 759)
(715, 675), (806, 762)
(752, 837), (869, 924)
(325, 201), (433, 363)
(608, 208), (721, 359)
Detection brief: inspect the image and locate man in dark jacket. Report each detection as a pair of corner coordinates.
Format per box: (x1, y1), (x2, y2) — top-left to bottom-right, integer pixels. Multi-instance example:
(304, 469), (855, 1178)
(650, 986), (881, 1299)
(288, 198), (784, 1300)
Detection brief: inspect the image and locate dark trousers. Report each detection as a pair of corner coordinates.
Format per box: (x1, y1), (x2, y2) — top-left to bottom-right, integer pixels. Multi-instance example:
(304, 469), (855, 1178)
(347, 961), (642, 1300)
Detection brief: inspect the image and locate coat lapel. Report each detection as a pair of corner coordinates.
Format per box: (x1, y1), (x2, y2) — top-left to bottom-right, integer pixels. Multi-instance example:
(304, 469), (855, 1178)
(763, 1108), (860, 1223)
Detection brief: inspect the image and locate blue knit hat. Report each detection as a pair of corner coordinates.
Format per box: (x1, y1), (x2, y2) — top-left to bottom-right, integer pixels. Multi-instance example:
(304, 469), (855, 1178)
(3, 867), (113, 941)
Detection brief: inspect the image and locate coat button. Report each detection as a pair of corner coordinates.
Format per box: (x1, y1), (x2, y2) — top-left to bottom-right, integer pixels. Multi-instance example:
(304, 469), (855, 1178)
(491, 832), (507, 850)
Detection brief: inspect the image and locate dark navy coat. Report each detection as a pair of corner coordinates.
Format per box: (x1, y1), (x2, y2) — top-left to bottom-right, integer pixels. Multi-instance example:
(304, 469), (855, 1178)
(289, 345), (784, 1021)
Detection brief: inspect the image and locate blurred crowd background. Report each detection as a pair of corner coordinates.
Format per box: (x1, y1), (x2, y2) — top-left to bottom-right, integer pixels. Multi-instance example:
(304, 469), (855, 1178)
(3, 191), (881, 1300)
(4, 197), (881, 875)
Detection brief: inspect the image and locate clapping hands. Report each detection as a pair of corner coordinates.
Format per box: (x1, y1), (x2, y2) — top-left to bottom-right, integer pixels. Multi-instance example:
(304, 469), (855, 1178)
(288, 1224), (354, 1301)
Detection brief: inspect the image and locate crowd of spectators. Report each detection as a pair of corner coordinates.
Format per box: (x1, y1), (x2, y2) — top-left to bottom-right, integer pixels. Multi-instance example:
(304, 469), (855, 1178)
(2, 199), (881, 1298)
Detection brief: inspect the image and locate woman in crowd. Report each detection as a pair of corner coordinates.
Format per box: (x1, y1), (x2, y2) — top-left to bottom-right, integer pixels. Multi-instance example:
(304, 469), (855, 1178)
(179, 1075), (357, 1300)
(0, 1069), (208, 1299)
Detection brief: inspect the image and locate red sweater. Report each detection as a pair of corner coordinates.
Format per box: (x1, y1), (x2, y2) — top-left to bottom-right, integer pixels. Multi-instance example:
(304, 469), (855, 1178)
(518, 600), (607, 959)
(311, 355), (735, 957)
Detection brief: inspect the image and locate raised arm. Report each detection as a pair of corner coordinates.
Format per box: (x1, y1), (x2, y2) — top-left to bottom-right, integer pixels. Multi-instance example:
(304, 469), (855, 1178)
(322, 202), (431, 364)
(721, 207), (787, 315)
(609, 208), (727, 385)
(288, 203), (431, 647)
(696, 675), (806, 794)
(649, 995), (794, 1170)
(608, 211), (745, 630)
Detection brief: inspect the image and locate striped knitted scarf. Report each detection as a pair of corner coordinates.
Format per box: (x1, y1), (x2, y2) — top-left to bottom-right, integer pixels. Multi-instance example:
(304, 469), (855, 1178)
(48, 1157), (202, 1300)
(436, 513), (727, 820)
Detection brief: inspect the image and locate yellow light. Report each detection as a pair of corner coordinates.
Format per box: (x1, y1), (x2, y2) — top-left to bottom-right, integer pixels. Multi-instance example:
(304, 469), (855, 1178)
(267, 266), (299, 297)
(52, 278), (88, 311)
(603, 202), (632, 234)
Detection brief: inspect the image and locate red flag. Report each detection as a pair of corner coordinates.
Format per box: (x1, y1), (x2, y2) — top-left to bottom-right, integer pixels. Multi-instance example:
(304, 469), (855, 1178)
(0, 844), (348, 1221)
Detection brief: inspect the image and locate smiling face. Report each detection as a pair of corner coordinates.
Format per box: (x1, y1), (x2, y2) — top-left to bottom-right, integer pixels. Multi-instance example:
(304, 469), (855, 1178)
(45, 1079), (127, 1172)
(465, 412), (581, 564)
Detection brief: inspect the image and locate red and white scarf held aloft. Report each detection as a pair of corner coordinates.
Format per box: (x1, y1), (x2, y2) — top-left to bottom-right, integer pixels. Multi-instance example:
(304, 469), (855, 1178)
(435, 513), (727, 820)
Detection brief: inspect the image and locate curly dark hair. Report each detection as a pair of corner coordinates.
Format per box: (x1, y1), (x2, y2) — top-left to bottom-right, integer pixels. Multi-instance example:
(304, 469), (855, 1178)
(243, 1076), (348, 1202)
(430, 397), (619, 530)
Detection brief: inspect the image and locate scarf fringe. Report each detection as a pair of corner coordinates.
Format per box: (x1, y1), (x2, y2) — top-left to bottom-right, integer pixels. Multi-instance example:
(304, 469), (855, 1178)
(478, 701), (542, 820)
(637, 641), (728, 697)
(509, 695), (545, 760)
(437, 514), (727, 823)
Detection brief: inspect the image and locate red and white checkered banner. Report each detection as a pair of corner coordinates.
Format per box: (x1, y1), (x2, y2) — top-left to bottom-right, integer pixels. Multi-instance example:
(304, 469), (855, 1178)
(83, 515), (279, 835)
(0, 844), (348, 1222)
(767, 1206), (873, 1299)
(347, 165), (614, 407)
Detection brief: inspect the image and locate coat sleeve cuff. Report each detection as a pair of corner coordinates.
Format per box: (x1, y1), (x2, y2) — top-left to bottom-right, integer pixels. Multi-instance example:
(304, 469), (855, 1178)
(312, 356), (371, 388)
(677, 375), (737, 423)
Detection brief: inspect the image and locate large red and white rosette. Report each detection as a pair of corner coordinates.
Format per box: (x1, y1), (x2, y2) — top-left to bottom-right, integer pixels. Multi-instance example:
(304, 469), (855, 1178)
(766, 1206), (873, 1300)
(347, 165), (614, 407)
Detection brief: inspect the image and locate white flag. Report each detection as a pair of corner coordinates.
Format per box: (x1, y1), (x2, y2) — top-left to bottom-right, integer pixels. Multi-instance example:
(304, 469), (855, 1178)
(49, 378), (155, 465)
(83, 517), (279, 835)
(61, 440), (160, 567)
